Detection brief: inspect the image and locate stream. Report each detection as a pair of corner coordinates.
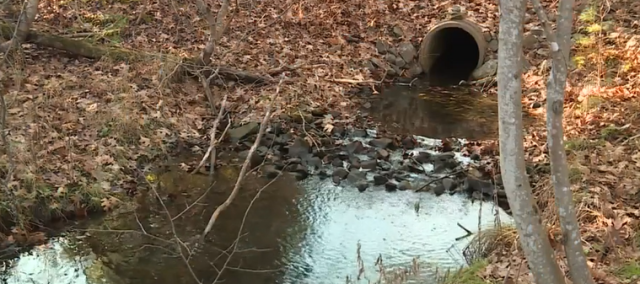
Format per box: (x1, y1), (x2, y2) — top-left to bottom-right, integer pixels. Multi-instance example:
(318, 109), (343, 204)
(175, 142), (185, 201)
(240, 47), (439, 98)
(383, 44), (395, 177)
(0, 84), (516, 284)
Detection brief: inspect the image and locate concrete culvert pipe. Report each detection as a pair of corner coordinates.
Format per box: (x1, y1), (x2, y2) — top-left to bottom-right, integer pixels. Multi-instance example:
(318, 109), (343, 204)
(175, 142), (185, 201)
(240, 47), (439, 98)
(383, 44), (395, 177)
(418, 19), (487, 86)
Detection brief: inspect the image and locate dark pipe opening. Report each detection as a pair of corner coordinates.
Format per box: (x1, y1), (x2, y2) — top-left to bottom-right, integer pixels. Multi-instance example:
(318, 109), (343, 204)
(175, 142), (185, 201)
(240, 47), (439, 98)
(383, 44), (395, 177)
(426, 27), (481, 86)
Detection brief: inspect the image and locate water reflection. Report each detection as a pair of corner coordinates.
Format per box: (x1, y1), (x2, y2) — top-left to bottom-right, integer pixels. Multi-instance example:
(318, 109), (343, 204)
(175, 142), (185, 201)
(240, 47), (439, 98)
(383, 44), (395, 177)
(0, 161), (513, 284)
(282, 177), (511, 283)
(367, 84), (501, 140)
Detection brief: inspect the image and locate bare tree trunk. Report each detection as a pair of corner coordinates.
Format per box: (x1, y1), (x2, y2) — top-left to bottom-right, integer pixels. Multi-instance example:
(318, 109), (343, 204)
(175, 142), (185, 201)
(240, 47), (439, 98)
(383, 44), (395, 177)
(195, 0), (230, 66)
(0, 0), (39, 52)
(530, 0), (596, 283)
(497, 1), (566, 283)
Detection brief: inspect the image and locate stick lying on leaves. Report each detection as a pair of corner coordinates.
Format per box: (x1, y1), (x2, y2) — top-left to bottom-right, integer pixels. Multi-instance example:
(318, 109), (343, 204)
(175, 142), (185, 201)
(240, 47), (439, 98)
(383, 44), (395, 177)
(201, 78), (283, 240)
(191, 92), (228, 176)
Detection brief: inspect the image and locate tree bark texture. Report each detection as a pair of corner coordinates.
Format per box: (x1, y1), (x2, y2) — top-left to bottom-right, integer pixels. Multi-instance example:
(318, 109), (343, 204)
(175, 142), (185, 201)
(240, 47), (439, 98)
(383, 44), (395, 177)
(0, 0), (39, 52)
(532, 0), (596, 282)
(497, 0), (566, 283)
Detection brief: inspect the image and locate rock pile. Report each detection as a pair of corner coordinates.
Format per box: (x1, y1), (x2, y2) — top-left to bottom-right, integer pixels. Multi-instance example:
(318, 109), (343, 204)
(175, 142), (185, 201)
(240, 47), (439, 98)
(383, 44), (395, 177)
(216, 110), (512, 213)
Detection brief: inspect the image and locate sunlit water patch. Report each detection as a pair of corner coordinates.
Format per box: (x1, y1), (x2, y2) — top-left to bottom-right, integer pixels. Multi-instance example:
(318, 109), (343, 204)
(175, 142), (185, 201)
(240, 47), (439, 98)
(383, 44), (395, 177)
(280, 177), (512, 284)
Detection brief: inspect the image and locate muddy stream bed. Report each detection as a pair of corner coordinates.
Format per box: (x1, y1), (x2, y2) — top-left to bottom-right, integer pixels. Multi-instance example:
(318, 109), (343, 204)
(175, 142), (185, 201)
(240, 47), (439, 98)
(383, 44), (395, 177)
(0, 84), (520, 284)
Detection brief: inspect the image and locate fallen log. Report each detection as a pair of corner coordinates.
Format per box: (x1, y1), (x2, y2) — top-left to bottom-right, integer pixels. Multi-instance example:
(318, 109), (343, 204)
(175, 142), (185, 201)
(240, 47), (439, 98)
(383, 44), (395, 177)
(0, 21), (275, 85)
(0, 22), (141, 60)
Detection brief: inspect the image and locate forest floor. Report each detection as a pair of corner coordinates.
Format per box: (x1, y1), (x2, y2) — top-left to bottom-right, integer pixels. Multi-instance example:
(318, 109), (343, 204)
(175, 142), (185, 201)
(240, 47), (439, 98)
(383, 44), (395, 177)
(0, 0), (639, 283)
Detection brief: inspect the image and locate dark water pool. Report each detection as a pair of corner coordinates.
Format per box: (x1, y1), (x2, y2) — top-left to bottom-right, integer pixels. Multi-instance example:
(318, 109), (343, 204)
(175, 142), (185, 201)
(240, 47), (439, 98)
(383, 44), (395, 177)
(0, 141), (512, 284)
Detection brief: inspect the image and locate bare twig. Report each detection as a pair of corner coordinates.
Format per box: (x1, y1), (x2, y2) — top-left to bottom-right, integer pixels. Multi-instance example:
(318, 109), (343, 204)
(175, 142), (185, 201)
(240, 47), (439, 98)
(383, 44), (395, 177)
(327, 78), (384, 85)
(201, 78), (283, 239)
(191, 85), (228, 175)
(457, 222), (473, 235)
(172, 184), (213, 221)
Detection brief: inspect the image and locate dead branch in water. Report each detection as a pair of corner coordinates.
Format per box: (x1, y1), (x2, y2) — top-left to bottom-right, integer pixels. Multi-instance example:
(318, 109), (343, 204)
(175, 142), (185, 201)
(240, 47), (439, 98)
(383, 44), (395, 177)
(201, 77), (283, 240)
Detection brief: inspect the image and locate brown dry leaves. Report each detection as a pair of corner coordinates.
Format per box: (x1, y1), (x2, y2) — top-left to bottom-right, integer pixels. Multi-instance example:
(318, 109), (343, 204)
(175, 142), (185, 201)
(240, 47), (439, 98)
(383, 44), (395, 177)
(2, 0), (638, 282)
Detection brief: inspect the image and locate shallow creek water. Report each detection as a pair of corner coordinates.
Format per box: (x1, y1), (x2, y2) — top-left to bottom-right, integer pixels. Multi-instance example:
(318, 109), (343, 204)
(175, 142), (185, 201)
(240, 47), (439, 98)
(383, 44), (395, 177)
(1, 84), (517, 284)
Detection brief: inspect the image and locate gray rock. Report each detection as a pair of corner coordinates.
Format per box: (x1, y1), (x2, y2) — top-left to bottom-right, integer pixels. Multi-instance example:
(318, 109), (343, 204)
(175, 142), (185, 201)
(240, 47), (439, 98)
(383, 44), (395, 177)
(384, 181), (398, 191)
(304, 156), (323, 169)
(369, 138), (394, 149)
(433, 183), (445, 196)
(431, 152), (459, 173)
(262, 165), (281, 179)
(346, 141), (366, 154)
(470, 59), (498, 81)
(228, 122), (259, 142)
(463, 176), (495, 196)
(488, 39), (498, 52)
(392, 26), (404, 37)
(359, 159), (377, 170)
(291, 170), (309, 181)
(350, 129), (368, 138)
(401, 159), (424, 174)
(238, 150), (264, 168)
(370, 57), (386, 68)
(389, 65), (402, 76)
(356, 181), (369, 192)
(332, 175), (341, 185)
(333, 168), (349, 180)
(397, 42), (417, 63)
(347, 170), (367, 184)
(398, 180), (412, 191)
(331, 157), (343, 167)
(375, 39), (390, 54)
(349, 156), (361, 167)
(371, 57), (398, 75)
(364, 60), (376, 71)
(406, 62), (423, 78)
(413, 151), (431, 164)
(378, 161), (392, 171)
(257, 146), (269, 156)
(384, 53), (397, 64)
(483, 31), (492, 42)
(373, 175), (388, 186)
(441, 178), (457, 191)
(401, 136), (416, 149)
(288, 137), (310, 158)
(394, 57), (406, 68)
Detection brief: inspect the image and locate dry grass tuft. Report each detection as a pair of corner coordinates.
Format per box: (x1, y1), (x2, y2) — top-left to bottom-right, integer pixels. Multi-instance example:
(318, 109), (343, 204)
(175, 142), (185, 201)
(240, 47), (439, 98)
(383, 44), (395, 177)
(463, 225), (519, 264)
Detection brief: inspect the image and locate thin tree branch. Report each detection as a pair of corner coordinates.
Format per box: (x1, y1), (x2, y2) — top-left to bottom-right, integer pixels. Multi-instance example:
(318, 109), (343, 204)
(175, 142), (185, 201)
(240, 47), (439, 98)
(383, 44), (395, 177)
(530, 0), (595, 283)
(201, 78), (283, 240)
